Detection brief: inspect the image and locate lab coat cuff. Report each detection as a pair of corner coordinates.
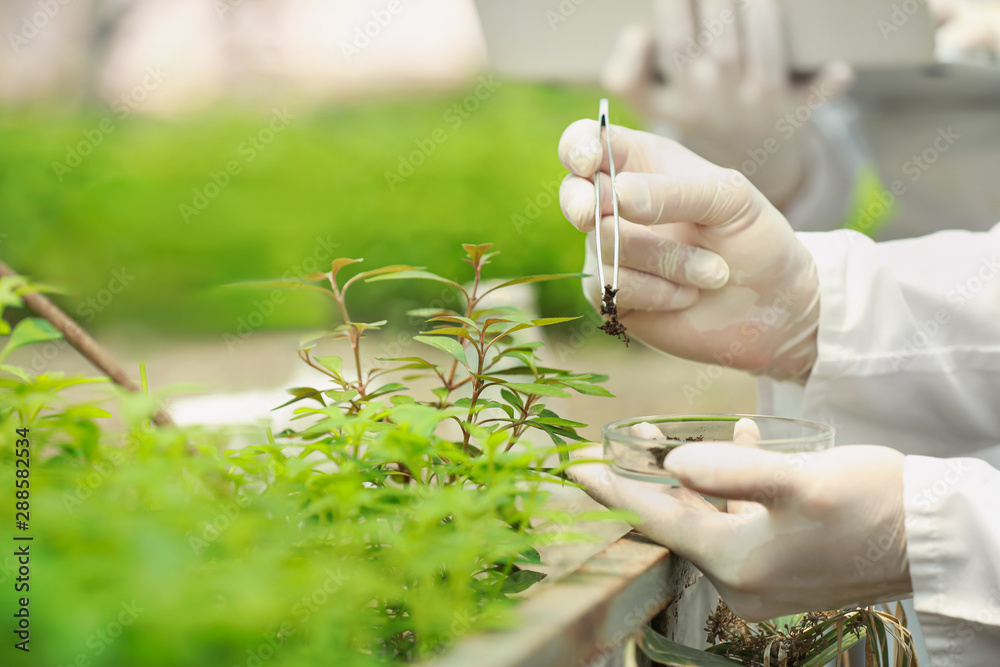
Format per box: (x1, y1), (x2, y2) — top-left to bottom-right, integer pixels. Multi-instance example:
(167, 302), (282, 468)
(903, 454), (1000, 665)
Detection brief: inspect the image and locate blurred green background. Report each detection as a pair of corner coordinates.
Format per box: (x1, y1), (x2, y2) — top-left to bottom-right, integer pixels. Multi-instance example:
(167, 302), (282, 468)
(1, 83), (639, 336)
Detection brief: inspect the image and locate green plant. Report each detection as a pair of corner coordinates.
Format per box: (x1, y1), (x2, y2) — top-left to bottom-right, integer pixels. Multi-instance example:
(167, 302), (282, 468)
(0, 246), (621, 666)
(639, 597), (917, 667)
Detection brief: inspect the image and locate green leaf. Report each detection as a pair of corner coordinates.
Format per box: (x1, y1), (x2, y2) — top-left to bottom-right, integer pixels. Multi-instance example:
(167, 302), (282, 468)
(419, 327), (476, 343)
(533, 416), (586, 428)
(800, 628), (866, 666)
(501, 569), (546, 595)
(560, 381), (615, 398)
(273, 387), (326, 410)
(489, 317), (582, 345)
(390, 395), (416, 406)
(500, 388), (523, 409)
(366, 270), (464, 291)
(414, 335), (468, 366)
(462, 243), (495, 266)
(327, 257), (363, 281)
(314, 356), (344, 378)
(0, 364), (30, 381)
(0, 318), (62, 362)
(516, 547), (542, 565)
(378, 356), (438, 369)
(428, 315), (479, 329)
(344, 264), (421, 287)
(324, 389), (359, 403)
(638, 626), (742, 666)
(334, 320), (388, 334)
(480, 274), (584, 299)
(65, 406), (112, 419)
(505, 382), (570, 398)
(366, 383), (407, 400)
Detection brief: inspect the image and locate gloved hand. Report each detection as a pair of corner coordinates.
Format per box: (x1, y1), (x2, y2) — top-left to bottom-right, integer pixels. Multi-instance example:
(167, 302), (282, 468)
(931, 0), (1000, 58)
(569, 431), (911, 621)
(602, 0), (852, 210)
(558, 121), (820, 382)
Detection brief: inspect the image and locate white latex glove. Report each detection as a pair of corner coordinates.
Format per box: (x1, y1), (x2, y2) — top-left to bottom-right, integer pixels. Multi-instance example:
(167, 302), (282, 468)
(602, 0), (853, 210)
(569, 437), (911, 621)
(931, 0), (1000, 57)
(558, 121), (819, 383)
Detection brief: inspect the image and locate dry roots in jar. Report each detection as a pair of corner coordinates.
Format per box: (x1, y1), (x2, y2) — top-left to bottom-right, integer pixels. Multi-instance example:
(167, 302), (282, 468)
(599, 284), (629, 346)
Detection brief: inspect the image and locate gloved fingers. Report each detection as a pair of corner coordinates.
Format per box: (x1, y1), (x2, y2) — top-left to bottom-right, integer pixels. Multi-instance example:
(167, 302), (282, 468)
(560, 172), (615, 232)
(728, 417), (763, 515)
(567, 447), (671, 509)
(630, 421), (666, 440)
(591, 217), (730, 289)
(569, 458), (723, 550)
(601, 25), (657, 104)
(653, 0), (697, 80)
(929, 0), (960, 25)
(559, 120), (691, 178)
(732, 417), (761, 444)
(741, 0), (787, 95)
(698, 0), (742, 79)
(794, 60), (854, 108)
(664, 443), (797, 505)
(583, 242), (701, 311)
(613, 170), (760, 229)
(936, 9), (1000, 55)
(558, 119), (604, 178)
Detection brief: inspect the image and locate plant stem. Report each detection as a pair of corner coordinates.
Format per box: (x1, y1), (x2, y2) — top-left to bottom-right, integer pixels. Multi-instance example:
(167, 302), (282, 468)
(0, 260), (173, 426)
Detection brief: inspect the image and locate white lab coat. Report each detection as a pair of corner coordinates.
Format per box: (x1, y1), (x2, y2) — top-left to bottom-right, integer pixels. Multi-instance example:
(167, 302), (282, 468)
(768, 226), (1000, 666)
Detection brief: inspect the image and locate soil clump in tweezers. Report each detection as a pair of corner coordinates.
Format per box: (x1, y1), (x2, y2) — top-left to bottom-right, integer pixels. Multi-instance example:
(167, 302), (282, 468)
(599, 284), (630, 346)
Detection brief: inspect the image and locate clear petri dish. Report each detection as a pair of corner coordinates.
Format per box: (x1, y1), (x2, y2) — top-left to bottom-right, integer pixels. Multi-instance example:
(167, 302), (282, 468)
(602, 414), (835, 484)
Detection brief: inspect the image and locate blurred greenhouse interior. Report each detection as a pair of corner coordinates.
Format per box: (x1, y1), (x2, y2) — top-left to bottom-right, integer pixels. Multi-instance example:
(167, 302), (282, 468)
(0, 0), (754, 421)
(0, 3), (759, 667)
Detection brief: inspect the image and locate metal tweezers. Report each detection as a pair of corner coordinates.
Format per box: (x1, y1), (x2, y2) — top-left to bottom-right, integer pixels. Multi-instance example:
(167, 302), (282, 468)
(594, 98), (620, 307)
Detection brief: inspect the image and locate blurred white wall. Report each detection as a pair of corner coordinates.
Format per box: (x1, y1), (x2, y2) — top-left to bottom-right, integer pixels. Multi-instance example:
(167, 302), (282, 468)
(0, 0), (488, 111)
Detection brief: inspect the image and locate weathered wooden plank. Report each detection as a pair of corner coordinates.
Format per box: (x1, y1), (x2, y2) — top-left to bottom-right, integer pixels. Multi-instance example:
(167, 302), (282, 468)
(430, 534), (698, 667)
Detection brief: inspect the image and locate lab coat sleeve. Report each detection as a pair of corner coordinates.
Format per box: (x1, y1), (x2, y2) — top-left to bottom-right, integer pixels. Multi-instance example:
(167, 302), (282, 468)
(904, 455), (1000, 666)
(793, 225), (1000, 458)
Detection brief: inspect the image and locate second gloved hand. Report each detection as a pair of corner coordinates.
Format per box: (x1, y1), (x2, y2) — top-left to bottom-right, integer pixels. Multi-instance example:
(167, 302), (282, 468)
(559, 121), (820, 382)
(569, 441), (911, 621)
